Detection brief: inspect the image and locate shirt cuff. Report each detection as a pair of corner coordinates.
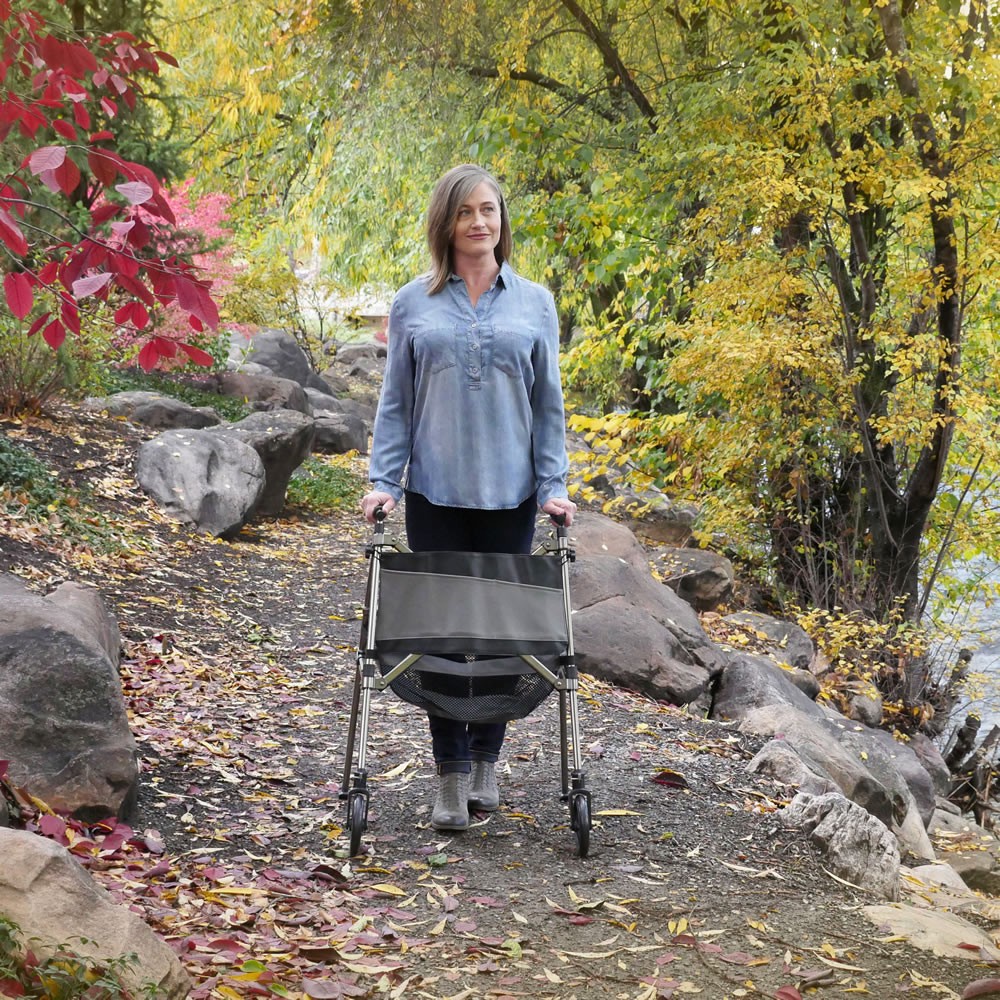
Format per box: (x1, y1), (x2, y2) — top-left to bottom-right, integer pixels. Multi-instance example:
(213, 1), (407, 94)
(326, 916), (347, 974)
(372, 481), (404, 503)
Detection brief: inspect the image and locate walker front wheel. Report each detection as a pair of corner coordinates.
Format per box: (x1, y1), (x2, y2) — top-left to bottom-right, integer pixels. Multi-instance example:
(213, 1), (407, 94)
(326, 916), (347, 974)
(570, 791), (591, 858)
(348, 791), (368, 857)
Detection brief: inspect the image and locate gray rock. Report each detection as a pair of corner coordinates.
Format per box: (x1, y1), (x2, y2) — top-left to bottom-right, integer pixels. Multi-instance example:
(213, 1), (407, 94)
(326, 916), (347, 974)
(318, 368), (352, 395)
(746, 740), (839, 797)
(909, 733), (952, 797)
(94, 390), (220, 429)
(314, 413), (369, 455)
(569, 545), (728, 706)
(652, 547), (735, 611)
(847, 691), (884, 727)
(305, 387), (343, 413)
(348, 356), (386, 379)
(722, 612), (816, 669)
(0, 576), (137, 820)
(571, 552), (728, 676)
(44, 581), (120, 665)
(0, 798), (9, 827)
(136, 429), (265, 538)
(214, 371), (311, 414)
(215, 410), (316, 517)
(335, 341), (387, 364)
(782, 791), (900, 900)
(619, 487), (698, 546)
(572, 596), (715, 705)
(0, 828), (191, 997)
(570, 511), (648, 569)
(243, 328), (313, 385)
(712, 654), (825, 723)
(863, 902), (1000, 960)
(737, 703), (899, 826)
(336, 396), (377, 425)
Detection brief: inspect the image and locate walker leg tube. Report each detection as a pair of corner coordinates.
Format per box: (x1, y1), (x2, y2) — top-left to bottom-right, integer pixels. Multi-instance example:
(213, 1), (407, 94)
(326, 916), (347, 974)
(559, 687), (570, 797)
(340, 660), (363, 794)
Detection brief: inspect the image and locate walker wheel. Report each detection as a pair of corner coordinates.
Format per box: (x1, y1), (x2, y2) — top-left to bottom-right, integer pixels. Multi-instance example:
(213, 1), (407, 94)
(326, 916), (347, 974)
(570, 792), (590, 858)
(348, 791), (368, 857)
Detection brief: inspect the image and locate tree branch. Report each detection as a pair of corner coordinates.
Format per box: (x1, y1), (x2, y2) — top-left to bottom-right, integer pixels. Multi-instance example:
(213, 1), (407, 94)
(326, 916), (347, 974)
(459, 64), (619, 123)
(557, 0), (658, 127)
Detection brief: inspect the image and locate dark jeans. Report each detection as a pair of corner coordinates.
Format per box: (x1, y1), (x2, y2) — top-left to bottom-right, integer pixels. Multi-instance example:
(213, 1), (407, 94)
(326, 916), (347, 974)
(405, 490), (536, 775)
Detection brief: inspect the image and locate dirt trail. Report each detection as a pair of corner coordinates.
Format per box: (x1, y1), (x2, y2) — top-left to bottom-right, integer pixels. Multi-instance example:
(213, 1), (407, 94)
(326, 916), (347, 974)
(1, 408), (993, 999)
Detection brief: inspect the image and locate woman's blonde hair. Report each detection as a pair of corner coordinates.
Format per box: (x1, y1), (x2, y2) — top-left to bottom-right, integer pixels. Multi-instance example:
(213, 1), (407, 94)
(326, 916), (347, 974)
(425, 164), (512, 295)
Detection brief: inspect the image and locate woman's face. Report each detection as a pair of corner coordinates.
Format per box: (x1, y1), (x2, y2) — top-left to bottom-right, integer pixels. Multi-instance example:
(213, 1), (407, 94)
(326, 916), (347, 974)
(450, 181), (502, 265)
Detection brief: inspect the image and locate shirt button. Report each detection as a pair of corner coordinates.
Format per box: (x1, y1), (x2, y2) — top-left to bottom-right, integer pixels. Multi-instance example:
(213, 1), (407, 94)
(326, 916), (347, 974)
(470, 366), (480, 374)
(471, 343), (480, 351)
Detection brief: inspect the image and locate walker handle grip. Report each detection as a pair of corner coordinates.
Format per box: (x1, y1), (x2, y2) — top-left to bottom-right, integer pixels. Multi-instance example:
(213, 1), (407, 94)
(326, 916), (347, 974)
(374, 505), (388, 522)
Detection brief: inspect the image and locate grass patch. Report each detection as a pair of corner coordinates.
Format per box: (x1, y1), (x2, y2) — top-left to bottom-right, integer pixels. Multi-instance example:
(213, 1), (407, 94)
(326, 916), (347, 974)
(287, 456), (365, 513)
(0, 913), (160, 999)
(95, 368), (252, 423)
(0, 436), (124, 553)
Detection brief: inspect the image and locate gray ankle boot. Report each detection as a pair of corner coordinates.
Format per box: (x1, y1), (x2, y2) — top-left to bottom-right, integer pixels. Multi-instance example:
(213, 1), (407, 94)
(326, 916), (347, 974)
(432, 772), (470, 831)
(468, 760), (499, 811)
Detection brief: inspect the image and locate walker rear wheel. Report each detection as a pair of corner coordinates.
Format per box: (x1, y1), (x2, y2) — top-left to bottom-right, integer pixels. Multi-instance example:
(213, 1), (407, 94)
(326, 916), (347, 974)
(348, 791), (368, 857)
(570, 792), (590, 858)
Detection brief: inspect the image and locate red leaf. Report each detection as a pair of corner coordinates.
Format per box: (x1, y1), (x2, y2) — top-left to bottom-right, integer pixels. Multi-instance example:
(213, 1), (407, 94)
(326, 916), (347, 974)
(108, 250), (140, 278)
(43, 319), (66, 350)
(963, 979), (1000, 998)
(4, 272), (34, 319)
(774, 988), (803, 1000)
(176, 276), (219, 329)
(37, 261), (59, 285)
(114, 301), (149, 329)
(115, 180), (153, 205)
(52, 119), (78, 141)
(100, 96), (117, 118)
(88, 147), (119, 186)
(138, 340), (160, 371)
(0, 208), (29, 255)
(28, 145), (66, 175)
(115, 273), (155, 306)
(27, 312), (51, 337)
(72, 102), (91, 131)
(53, 154), (81, 195)
(72, 272), (114, 298)
(89, 130), (115, 142)
(61, 299), (80, 335)
(156, 50), (179, 67)
(177, 344), (215, 368)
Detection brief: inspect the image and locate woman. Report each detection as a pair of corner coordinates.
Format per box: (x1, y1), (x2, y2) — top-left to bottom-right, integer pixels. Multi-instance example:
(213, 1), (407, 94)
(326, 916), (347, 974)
(360, 164), (576, 832)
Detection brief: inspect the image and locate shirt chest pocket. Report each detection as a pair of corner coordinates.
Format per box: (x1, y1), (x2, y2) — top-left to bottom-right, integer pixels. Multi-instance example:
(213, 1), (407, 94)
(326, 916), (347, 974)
(413, 328), (460, 374)
(490, 326), (534, 378)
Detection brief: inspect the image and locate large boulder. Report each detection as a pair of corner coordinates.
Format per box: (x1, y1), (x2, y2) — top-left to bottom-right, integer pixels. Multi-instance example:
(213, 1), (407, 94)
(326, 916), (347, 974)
(570, 511), (649, 569)
(652, 547), (735, 612)
(136, 428), (265, 538)
(619, 487), (699, 546)
(713, 658), (936, 856)
(722, 611), (816, 669)
(0, 576), (137, 820)
(569, 518), (728, 705)
(91, 390), (220, 430)
(782, 791), (901, 900)
(0, 829), (190, 998)
(334, 341), (387, 365)
(313, 413), (369, 455)
(217, 409), (316, 516)
(214, 371), (311, 414)
(239, 328), (334, 394)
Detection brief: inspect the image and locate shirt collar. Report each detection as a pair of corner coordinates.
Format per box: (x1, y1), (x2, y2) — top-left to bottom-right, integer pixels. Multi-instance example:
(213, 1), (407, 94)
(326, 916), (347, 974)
(448, 261), (511, 291)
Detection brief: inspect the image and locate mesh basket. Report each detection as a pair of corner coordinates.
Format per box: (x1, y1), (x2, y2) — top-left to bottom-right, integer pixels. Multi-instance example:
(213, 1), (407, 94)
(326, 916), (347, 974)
(379, 655), (555, 723)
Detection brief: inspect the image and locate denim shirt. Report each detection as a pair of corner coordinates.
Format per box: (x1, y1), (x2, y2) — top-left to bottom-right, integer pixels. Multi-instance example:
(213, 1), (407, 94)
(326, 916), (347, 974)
(369, 262), (569, 509)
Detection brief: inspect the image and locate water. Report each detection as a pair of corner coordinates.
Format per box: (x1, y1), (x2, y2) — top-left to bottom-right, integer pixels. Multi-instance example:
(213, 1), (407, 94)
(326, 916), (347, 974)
(933, 555), (1000, 738)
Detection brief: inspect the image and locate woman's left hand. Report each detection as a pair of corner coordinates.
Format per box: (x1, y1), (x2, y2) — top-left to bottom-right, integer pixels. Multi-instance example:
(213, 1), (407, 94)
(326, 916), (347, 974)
(541, 497), (577, 527)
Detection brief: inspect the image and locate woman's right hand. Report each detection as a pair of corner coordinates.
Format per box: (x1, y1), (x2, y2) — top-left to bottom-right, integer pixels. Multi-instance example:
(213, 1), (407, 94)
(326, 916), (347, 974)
(361, 491), (396, 523)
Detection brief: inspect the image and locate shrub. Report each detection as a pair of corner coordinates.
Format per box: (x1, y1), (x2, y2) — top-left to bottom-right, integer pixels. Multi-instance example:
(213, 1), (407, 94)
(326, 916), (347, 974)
(0, 913), (160, 999)
(286, 456), (365, 512)
(0, 318), (68, 417)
